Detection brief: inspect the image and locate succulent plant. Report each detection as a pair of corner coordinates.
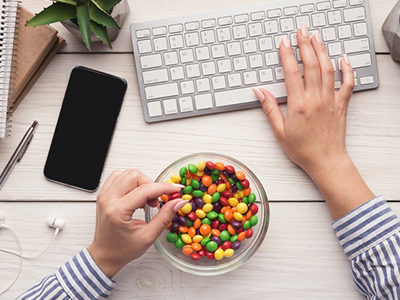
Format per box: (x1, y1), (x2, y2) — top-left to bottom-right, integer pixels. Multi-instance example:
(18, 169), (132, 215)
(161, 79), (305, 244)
(26, 0), (123, 51)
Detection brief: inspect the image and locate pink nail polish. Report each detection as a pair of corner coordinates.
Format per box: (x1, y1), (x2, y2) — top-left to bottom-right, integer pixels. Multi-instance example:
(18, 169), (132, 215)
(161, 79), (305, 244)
(343, 54), (350, 65)
(281, 36), (291, 48)
(171, 183), (185, 188)
(301, 24), (309, 38)
(314, 31), (322, 44)
(252, 88), (265, 102)
(173, 200), (188, 212)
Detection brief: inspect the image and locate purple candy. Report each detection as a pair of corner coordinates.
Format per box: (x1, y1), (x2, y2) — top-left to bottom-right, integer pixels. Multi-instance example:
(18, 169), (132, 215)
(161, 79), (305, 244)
(211, 236), (221, 245)
(231, 174), (238, 181)
(231, 220), (243, 229)
(231, 241), (241, 250)
(170, 222), (180, 232)
(196, 228), (200, 235)
(160, 202), (165, 208)
(178, 216), (187, 226)
(199, 182), (208, 192)
(189, 201), (196, 211)
(222, 170), (230, 178)
(231, 185), (238, 193)
(204, 167), (212, 175)
(213, 201), (222, 212)
(172, 214), (179, 223)
(195, 198), (204, 208)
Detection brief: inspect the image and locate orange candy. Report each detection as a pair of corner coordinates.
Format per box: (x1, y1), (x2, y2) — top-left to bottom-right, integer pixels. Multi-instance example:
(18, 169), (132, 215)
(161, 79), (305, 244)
(161, 194), (169, 203)
(193, 218), (202, 229)
(200, 224), (211, 236)
(201, 175), (213, 187)
(243, 187), (251, 197)
(177, 210), (185, 217)
(182, 247), (194, 256)
(188, 227), (196, 238)
(227, 224), (236, 235)
(219, 173), (228, 181)
(208, 184), (217, 195)
(224, 210), (233, 222)
(235, 171), (246, 181)
(231, 206), (237, 214)
(191, 242), (202, 252)
(220, 206), (230, 214)
(225, 181), (231, 190)
(211, 229), (221, 237)
(238, 232), (246, 242)
(166, 222), (172, 230)
(192, 175), (200, 181)
(246, 211), (253, 220)
(215, 162), (225, 171)
(179, 225), (188, 233)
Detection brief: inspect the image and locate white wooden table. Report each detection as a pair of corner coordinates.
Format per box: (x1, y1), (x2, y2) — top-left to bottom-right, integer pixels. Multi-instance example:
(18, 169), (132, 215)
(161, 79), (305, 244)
(1, 0), (400, 298)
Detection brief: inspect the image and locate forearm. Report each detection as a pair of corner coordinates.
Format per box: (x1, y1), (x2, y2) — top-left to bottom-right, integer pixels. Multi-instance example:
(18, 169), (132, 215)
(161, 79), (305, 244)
(307, 154), (375, 220)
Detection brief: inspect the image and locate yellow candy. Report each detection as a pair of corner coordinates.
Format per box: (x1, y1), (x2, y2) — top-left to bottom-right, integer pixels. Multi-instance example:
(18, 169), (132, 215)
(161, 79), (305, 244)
(217, 183), (226, 193)
(196, 170), (204, 177)
(186, 179), (192, 185)
(196, 209), (206, 219)
(166, 180), (174, 184)
(228, 197), (239, 207)
(181, 203), (192, 214)
(238, 190), (244, 198)
(224, 249), (234, 258)
(237, 203), (248, 214)
(205, 232), (212, 238)
(203, 194), (212, 204)
(197, 160), (206, 172)
(214, 248), (224, 260)
(233, 192), (239, 199)
(182, 194), (192, 201)
(170, 175), (182, 183)
(181, 234), (192, 244)
(193, 235), (203, 243)
(233, 212), (243, 222)
(202, 203), (213, 213)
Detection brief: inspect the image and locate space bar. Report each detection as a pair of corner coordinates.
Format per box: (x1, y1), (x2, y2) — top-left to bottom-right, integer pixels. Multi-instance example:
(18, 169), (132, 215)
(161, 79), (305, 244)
(215, 83), (287, 107)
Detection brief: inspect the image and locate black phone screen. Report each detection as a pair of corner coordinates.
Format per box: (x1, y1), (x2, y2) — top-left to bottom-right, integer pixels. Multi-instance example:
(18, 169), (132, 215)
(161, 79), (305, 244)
(44, 66), (127, 192)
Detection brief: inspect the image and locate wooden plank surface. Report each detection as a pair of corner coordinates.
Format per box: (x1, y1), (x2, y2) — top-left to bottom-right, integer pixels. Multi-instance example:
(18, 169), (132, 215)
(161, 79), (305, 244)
(4, 201), (398, 299)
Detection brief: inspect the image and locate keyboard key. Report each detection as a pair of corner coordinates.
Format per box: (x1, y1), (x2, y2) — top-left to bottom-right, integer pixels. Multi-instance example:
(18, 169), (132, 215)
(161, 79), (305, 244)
(153, 37), (168, 51)
(201, 61), (216, 75)
(136, 29), (150, 38)
(179, 96), (194, 112)
(217, 59), (232, 73)
(333, 0), (347, 8)
(284, 6), (299, 15)
(140, 54), (162, 69)
(138, 40), (152, 54)
(196, 78), (211, 92)
(244, 71), (258, 85)
(147, 101), (162, 117)
(249, 54), (263, 68)
(317, 1), (331, 10)
(153, 26), (167, 36)
(181, 80), (195, 94)
(142, 69), (168, 84)
(264, 20), (279, 34)
(259, 68), (273, 82)
(249, 23), (263, 37)
(169, 24), (183, 33)
(344, 38), (369, 54)
(267, 9), (282, 18)
(343, 7), (365, 22)
(217, 27), (232, 42)
(360, 75), (374, 85)
(145, 83), (179, 100)
(243, 39), (257, 53)
(300, 4), (315, 13)
(327, 10), (342, 25)
(280, 18), (295, 32)
(227, 41), (241, 56)
(296, 15), (311, 29)
(218, 16), (233, 26)
(228, 73), (242, 87)
(338, 53), (371, 69)
(215, 83), (287, 107)
(169, 35), (184, 49)
(328, 42), (342, 56)
(265, 52), (280, 66)
(164, 52), (178, 65)
(312, 13), (326, 27)
(186, 64), (201, 78)
(212, 76), (227, 90)
(202, 19), (216, 28)
(233, 56), (248, 71)
(338, 24), (352, 39)
(163, 99), (178, 114)
(322, 27), (336, 41)
(233, 25), (247, 39)
(354, 22), (368, 36)
(274, 35), (287, 48)
(201, 30), (216, 44)
(195, 46), (210, 61)
(234, 14), (249, 23)
(180, 49), (194, 63)
(185, 21), (200, 31)
(195, 94), (213, 110)
(251, 11), (266, 21)
(259, 37), (273, 51)
(350, 0), (364, 5)
(211, 44), (226, 58)
(185, 32), (200, 46)
(170, 66), (185, 80)
(275, 67), (285, 80)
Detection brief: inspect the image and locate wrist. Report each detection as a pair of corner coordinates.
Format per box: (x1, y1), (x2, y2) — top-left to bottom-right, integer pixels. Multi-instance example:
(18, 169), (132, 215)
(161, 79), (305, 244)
(87, 244), (124, 279)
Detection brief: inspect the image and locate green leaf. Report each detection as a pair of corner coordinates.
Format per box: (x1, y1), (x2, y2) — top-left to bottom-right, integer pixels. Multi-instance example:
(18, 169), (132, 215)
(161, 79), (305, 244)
(90, 2), (120, 29)
(90, 20), (112, 48)
(92, 0), (122, 11)
(76, 2), (91, 50)
(55, 0), (77, 5)
(26, 2), (77, 26)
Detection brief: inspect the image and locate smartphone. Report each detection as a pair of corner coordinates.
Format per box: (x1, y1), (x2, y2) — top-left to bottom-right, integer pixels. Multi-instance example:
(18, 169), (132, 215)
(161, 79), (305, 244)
(44, 66), (127, 192)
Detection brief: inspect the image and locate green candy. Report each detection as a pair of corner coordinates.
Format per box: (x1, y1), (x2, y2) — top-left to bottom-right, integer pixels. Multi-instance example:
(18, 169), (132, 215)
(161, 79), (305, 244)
(250, 215), (258, 226)
(218, 213), (227, 224)
(206, 241), (218, 252)
(236, 182), (244, 190)
(207, 211), (218, 220)
(192, 190), (203, 198)
(183, 186), (193, 194)
(228, 177), (236, 184)
(186, 219), (194, 227)
(191, 179), (200, 189)
(230, 234), (238, 243)
(220, 230), (231, 242)
(248, 193), (256, 204)
(179, 166), (187, 178)
(212, 192), (220, 203)
(201, 237), (211, 247)
(201, 218), (212, 225)
(242, 196), (249, 204)
(166, 232), (178, 243)
(211, 169), (221, 176)
(180, 177), (186, 185)
(174, 238), (185, 249)
(188, 164), (198, 173)
(211, 174), (219, 182)
(243, 220), (252, 230)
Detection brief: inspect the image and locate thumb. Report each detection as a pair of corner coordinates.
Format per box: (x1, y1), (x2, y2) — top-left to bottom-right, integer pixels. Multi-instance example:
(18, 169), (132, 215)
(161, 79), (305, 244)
(253, 87), (285, 138)
(145, 199), (188, 241)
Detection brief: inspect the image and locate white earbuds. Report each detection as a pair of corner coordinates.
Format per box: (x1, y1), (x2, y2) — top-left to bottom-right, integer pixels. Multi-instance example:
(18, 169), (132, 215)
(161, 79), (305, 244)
(46, 216), (65, 235)
(0, 211), (5, 229)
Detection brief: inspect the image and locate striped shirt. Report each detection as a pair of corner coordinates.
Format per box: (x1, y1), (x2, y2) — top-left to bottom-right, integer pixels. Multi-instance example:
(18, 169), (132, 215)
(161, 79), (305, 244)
(332, 196), (400, 299)
(16, 248), (115, 300)
(17, 196), (400, 299)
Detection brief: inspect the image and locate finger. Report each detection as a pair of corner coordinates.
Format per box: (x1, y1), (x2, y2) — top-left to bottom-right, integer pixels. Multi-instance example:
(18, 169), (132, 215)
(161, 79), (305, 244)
(336, 54), (354, 104)
(107, 169), (154, 199)
(297, 24), (322, 89)
(310, 31), (335, 92)
(253, 88), (285, 141)
(97, 170), (123, 200)
(121, 182), (184, 215)
(279, 35), (304, 99)
(145, 198), (188, 242)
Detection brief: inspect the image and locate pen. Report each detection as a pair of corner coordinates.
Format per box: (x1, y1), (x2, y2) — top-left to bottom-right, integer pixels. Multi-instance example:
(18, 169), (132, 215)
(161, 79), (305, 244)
(0, 120), (38, 190)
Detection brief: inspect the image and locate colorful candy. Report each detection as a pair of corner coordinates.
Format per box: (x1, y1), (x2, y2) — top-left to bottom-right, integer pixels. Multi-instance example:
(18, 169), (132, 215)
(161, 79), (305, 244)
(161, 160), (259, 261)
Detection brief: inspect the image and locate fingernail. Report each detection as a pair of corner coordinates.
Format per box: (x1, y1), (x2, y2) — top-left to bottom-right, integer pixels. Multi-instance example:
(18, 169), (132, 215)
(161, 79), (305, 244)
(343, 53), (350, 65)
(252, 88), (265, 103)
(301, 24), (308, 38)
(173, 200), (188, 212)
(171, 183), (185, 188)
(281, 36), (291, 48)
(314, 31), (322, 44)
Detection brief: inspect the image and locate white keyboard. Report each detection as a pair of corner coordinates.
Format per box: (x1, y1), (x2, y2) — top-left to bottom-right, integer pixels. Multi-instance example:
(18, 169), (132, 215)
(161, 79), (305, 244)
(130, 0), (379, 123)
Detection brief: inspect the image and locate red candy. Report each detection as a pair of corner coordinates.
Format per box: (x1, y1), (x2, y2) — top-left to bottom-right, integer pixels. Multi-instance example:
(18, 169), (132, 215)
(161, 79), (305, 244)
(225, 165), (235, 174)
(245, 228), (254, 239)
(190, 253), (201, 261)
(206, 161), (215, 170)
(170, 192), (181, 200)
(250, 204), (259, 215)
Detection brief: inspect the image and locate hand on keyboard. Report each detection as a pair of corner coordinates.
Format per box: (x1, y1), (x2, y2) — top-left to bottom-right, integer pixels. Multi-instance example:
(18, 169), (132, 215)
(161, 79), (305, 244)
(253, 24), (354, 176)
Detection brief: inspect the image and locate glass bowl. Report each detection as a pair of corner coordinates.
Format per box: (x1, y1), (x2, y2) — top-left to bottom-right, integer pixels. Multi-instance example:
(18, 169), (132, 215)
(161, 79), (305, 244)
(145, 152), (270, 276)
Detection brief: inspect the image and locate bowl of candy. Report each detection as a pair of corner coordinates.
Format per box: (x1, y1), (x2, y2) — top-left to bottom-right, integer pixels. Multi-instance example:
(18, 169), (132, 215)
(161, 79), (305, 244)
(145, 152), (270, 276)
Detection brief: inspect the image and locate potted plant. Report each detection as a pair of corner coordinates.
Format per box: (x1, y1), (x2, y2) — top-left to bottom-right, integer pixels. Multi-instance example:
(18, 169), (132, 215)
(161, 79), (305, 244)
(26, 0), (130, 51)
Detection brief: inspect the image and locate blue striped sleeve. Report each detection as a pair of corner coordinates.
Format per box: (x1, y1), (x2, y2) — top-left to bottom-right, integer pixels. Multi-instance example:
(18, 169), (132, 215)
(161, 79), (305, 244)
(16, 248), (116, 300)
(332, 196), (400, 298)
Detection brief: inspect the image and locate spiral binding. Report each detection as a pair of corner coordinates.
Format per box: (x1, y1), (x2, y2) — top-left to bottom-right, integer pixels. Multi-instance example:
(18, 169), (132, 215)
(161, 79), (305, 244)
(0, 0), (20, 138)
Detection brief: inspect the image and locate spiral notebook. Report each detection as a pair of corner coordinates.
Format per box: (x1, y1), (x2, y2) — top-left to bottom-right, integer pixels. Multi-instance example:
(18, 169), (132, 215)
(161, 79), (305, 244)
(0, 3), (65, 139)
